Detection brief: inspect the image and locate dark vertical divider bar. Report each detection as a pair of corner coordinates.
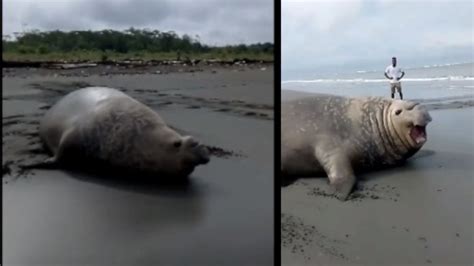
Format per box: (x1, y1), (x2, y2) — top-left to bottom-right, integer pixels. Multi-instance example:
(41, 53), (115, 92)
(1, 0), (4, 262)
(274, 0), (281, 265)
(1, 0), (4, 263)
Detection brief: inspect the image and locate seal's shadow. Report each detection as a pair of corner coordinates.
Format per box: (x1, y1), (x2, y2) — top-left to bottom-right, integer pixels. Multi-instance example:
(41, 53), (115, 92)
(61, 165), (207, 230)
(62, 164), (203, 198)
(58, 169), (206, 237)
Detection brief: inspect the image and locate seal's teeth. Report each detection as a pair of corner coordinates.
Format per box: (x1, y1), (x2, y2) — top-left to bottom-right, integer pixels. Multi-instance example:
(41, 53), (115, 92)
(415, 136), (426, 144)
(410, 125), (427, 145)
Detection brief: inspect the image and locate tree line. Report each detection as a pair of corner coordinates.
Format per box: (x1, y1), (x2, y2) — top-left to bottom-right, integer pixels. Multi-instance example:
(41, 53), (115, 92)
(2, 28), (274, 56)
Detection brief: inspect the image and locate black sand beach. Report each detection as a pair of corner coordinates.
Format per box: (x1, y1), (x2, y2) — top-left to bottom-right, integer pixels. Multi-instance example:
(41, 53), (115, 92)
(2, 64), (274, 265)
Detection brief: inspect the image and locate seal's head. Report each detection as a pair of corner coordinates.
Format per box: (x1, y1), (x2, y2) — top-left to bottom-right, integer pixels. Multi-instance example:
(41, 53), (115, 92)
(389, 100), (432, 149)
(137, 126), (210, 177)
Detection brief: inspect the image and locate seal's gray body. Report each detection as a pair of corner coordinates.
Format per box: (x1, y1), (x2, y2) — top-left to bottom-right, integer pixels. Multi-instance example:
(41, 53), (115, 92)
(39, 87), (209, 177)
(281, 94), (431, 200)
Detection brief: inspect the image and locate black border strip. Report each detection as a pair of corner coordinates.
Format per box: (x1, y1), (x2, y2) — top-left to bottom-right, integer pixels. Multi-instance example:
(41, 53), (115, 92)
(0, 0), (4, 266)
(274, 0), (281, 264)
(1, 0), (4, 263)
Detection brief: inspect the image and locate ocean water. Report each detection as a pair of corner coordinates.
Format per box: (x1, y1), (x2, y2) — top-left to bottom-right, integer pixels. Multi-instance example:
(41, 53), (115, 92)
(282, 62), (474, 100)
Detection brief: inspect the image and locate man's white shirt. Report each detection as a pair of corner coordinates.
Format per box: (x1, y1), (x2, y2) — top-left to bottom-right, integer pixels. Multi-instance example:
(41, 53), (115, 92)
(385, 65), (403, 84)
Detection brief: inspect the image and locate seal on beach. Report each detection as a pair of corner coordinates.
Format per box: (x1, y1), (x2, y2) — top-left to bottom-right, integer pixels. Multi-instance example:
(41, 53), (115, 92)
(38, 87), (210, 177)
(281, 94), (432, 200)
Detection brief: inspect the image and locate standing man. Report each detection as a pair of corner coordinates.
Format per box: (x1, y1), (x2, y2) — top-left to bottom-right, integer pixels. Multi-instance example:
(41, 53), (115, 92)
(384, 57), (405, 99)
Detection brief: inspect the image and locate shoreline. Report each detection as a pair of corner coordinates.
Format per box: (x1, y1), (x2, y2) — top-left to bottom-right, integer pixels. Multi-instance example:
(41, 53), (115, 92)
(3, 58), (273, 68)
(3, 60), (272, 78)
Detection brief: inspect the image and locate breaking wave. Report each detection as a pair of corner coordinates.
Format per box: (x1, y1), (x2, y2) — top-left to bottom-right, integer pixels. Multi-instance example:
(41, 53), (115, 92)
(282, 76), (474, 84)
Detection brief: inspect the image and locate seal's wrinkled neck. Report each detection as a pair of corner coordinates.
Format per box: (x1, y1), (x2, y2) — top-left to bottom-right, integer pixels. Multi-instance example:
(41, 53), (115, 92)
(375, 100), (412, 163)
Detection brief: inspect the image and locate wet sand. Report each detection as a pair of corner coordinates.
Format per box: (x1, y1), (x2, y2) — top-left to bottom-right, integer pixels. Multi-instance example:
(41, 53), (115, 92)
(2, 65), (274, 265)
(281, 90), (473, 265)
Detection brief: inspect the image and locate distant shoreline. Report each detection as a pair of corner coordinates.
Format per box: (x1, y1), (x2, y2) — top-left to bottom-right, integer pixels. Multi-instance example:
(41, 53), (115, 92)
(2, 57), (274, 69)
(2, 59), (273, 79)
(282, 62), (474, 81)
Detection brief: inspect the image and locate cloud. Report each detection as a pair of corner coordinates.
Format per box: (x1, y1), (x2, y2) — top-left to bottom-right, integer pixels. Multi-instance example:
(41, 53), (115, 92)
(3, 0), (274, 45)
(282, 0), (474, 76)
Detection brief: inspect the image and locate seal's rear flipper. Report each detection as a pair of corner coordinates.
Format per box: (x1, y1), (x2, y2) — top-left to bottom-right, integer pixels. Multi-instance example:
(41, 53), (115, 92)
(19, 157), (59, 170)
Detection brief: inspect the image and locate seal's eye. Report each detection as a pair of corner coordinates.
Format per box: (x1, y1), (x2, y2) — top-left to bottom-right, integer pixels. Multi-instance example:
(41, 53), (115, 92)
(395, 109), (402, 115)
(173, 140), (182, 148)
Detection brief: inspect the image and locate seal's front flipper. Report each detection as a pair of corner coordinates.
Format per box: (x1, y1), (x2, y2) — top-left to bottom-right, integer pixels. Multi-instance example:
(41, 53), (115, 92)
(19, 157), (59, 170)
(314, 144), (356, 201)
(327, 176), (356, 201)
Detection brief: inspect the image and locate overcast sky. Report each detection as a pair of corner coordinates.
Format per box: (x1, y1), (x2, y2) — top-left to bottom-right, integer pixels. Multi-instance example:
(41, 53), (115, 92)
(283, 0), (473, 77)
(3, 0), (273, 45)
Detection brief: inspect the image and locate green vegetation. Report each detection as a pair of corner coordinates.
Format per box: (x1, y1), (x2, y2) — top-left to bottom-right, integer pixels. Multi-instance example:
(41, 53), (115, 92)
(2, 29), (274, 62)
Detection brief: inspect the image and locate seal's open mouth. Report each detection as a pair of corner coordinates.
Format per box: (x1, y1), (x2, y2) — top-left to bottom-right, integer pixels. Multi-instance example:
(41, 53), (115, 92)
(410, 125), (427, 144)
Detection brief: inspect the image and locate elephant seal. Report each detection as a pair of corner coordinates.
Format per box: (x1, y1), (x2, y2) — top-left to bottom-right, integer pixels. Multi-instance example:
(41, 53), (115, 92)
(38, 87), (210, 177)
(281, 94), (432, 200)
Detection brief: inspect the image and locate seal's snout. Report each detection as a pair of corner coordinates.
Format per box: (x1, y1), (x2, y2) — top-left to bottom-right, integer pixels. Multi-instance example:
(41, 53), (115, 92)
(425, 112), (432, 123)
(183, 136), (199, 148)
(190, 139), (199, 148)
(182, 136), (210, 164)
(196, 145), (210, 164)
(413, 105), (432, 126)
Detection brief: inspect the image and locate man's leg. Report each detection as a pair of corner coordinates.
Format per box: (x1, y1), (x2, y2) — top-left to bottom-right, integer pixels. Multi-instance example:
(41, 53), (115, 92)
(391, 84), (395, 99)
(398, 84), (403, 99)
